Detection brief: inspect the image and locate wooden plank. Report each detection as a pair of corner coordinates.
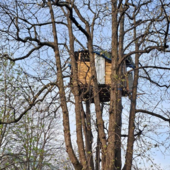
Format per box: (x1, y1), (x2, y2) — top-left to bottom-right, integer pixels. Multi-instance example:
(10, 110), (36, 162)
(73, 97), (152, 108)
(77, 61), (92, 85)
(105, 61), (111, 85)
(105, 78), (111, 84)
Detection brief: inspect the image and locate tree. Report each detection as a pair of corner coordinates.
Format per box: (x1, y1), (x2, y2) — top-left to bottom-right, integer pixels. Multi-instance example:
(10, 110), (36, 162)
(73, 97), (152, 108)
(0, 0), (170, 170)
(0, 105), (67, 170)
(0, 55), (65, 170)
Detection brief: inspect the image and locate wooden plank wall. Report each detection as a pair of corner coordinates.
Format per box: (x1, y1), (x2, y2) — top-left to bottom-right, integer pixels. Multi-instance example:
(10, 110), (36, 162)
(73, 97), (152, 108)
(77, 56), (112, 85)
(105, 61), (111, 84)
(76, 52), (127, 87)
(77, 61), (92, 85)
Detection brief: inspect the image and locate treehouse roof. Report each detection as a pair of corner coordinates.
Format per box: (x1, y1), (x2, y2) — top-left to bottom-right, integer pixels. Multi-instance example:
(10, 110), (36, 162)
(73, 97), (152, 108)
(73, 50), (135, 69)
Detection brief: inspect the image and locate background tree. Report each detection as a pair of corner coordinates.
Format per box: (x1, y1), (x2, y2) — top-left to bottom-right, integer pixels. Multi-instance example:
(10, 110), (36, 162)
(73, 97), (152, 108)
(0, 54), (66, 170)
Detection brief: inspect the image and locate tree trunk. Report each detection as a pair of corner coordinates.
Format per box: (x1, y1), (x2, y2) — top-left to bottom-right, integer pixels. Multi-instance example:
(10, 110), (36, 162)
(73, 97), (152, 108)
(123, 23), (140, 170)
(115, 7), (125, 170)
(95, 133), (101, 170)
(87, 32), (107, 169)
(106, 0), (118, 169)
(48, 1), (82, 169)
(86, 100), (94, 170)
(66, 5), (88, 169)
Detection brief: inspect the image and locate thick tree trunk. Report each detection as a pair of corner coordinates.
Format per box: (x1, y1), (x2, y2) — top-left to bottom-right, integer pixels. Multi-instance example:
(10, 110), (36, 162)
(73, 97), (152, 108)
(66, 7), (88, 170)
(115, 9), (124, 170)
(123, 25), (139, 170)
(80, 102), (94, 170)
(106, 0), (118, 169)
(87, 32), (107, 169)
(95, 133), (101, 170)
(85, 100), (94, 170)
(48, 1), (82, 169)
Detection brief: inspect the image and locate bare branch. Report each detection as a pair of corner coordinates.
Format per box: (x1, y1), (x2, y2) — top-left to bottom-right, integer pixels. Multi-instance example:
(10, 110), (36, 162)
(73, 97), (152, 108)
(136, 109), (170, 122)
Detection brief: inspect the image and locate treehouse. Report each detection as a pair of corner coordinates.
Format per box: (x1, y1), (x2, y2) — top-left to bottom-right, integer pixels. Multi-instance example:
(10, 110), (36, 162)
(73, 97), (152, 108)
(71, 50), (135, 102)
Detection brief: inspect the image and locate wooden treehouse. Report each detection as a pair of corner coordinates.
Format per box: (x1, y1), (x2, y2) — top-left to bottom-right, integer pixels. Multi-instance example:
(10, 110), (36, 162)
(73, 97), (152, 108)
(71, 50), (135, 102)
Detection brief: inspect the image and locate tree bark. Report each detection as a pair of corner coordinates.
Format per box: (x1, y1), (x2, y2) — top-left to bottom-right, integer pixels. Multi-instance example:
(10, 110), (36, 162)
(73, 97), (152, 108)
(85, 100), (94, 170)
(115, 7), (125, 170)
(66, 3), (88, 169)
(123, 22), (139, 170)
(86, 23), (107, 169)
(106, 0), (118, 169)
(95, 133), (101, 170)
(48, 1), (82, 169)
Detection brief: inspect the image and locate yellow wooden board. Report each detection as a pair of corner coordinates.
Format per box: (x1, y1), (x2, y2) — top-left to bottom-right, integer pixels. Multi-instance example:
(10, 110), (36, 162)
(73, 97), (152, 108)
(77, 61), (92, 85)
(76, 56), (128, 87)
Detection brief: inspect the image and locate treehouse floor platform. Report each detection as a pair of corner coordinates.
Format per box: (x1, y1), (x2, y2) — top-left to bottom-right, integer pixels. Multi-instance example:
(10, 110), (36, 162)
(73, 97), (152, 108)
(78, 84), (129, 103)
